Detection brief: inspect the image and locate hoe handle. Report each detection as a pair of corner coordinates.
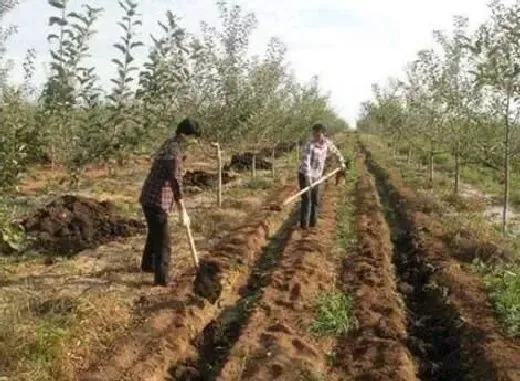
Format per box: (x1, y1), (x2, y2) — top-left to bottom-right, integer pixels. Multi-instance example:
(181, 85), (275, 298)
(184, 217), (199, 269)
(282, 167), (342, 207)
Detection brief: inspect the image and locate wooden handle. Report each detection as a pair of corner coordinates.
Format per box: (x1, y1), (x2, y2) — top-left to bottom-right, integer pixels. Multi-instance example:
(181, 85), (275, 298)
(184, 222), (199, 269)
(281, 167), (342, 207)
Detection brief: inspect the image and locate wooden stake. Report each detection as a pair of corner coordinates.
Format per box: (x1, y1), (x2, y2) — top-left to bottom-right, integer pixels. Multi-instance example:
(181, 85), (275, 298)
(211, 142), (222, 208)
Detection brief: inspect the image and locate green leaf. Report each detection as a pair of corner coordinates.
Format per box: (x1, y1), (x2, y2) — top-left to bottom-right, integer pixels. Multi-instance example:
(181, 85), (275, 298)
(49, 16), (68, 26)
(117, 21), (128, 32)
(48, 0), (66, 9)
(47, 34), (60, 42)
(131, 41), (144, 49)
(113, 43), (126, 55)
(112, 58), (124, 68)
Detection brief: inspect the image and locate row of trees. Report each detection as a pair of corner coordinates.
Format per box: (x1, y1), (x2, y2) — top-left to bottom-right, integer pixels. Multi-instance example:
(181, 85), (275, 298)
(0, 0), (348, 191)
(357, 0), (520, 232)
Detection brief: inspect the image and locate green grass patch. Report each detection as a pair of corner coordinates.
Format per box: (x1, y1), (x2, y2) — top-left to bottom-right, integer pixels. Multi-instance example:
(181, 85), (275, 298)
(310, 291), (357, 336)
(471, 259), (520, 337)
(245, 177), (272, 190)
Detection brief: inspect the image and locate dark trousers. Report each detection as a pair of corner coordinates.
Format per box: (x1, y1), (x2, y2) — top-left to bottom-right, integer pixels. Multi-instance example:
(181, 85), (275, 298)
(299, 173), (322, 228)
(141, 204), (171, 285)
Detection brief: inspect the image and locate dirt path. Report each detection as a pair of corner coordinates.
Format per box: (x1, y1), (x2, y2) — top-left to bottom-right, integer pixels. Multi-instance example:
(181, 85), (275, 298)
(459, 183), (520, 235)
(209, 182), (341, 381)
(334, 153), (418, 381)
(78, 183), (298, 381)
(365, 145), (520, 381)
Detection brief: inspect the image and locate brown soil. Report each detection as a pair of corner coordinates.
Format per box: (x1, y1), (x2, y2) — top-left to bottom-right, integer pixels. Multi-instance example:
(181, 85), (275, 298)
(334, 153), (418, 381)
(186, 182), (340, 381)
(77, 182), (297, 381)
(225, 153), (273, 172)
(21, 195), (144, 255)
(364, 145), (520, 381)
(183, 170), (237, 189)
(258, 142), (297, 159)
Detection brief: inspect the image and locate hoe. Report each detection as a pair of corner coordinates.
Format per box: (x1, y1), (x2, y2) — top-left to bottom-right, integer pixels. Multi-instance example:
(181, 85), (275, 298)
(270, 167), (344, 211)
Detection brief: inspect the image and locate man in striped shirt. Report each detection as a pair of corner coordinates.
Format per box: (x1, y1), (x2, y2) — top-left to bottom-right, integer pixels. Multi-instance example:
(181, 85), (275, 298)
(298, 123), (347, 229)
(139, 119), (201, 286)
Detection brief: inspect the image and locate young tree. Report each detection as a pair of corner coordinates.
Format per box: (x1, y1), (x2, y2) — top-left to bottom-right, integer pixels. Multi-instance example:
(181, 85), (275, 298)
(471, 0), (520, 232)
(106, 0), (143, 173)
(138, 10), (189, 145)
(434, 16), (483, 194)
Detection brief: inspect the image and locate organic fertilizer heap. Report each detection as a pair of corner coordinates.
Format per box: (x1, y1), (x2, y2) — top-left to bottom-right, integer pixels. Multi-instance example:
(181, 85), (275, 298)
(183, 170), (236, 189)
(22, 195), (145, 255)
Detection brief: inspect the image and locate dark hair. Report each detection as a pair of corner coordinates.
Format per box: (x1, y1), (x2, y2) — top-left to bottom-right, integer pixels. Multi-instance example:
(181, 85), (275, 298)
(312, 123), (326, 133)
(176, 118), (201, 137)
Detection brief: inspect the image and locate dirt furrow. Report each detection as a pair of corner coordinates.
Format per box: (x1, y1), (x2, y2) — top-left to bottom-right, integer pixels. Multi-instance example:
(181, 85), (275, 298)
(334, 153), (418, 381)
(172, 182), (340, 381)
(78, 183), (297, 381)
(364, 145), (520, 381)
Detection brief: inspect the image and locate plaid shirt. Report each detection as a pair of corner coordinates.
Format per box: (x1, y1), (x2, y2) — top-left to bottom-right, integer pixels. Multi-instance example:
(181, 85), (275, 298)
(299, 138), (344, 180)
(139, 136), (183, 211)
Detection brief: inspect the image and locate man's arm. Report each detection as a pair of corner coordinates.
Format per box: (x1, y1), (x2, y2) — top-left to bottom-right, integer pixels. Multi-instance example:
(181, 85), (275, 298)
(326, 139), (346, 168)
(166, 155), (184, 212)
(301, 142), (312, 184)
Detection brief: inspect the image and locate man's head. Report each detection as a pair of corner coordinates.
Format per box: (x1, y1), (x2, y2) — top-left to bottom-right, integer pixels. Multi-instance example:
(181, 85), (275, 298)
(312, 123), (326, 143)
(176, 118), (201, 137)
(175, 118), (201, 146)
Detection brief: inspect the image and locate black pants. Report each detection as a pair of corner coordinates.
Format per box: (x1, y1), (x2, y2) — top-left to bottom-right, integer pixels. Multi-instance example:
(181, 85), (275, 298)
(299, 173), (322, 228)
(141, 204), (171, 285)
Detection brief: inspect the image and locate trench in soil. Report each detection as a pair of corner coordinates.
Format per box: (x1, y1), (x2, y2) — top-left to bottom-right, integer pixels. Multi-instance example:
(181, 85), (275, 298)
(365, 153), (469, 381)
(168, 207), (299, 381)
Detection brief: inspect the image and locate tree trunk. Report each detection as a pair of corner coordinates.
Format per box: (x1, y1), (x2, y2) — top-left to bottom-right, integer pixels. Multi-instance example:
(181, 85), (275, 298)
(454, 146), (461, 195)
(428, 146), (434, 188)
(271, 147), (275, 177)
(215, 142), (222, 208)
(251, 153), (257, 178)
(503, 98), (510, 234)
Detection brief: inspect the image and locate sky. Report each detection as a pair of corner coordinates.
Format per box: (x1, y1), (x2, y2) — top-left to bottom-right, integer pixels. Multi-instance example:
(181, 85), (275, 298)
(3, 0), (498, 126)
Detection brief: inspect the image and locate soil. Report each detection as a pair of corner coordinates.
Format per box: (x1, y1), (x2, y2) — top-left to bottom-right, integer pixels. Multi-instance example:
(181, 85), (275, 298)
(364, 145), (520, 381)
(77, 183), (298, 381)
(21, 195), (144, 255)
(183, 170), (237, 189)
(334, 153), (418, 381)
(258, 142), (297, 159)
(225, 153), (273, 172)
(197, 182), (341, 381)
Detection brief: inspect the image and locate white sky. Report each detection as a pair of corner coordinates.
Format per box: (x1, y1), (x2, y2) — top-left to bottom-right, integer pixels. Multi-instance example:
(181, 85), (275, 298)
(3, 0), (497, 125)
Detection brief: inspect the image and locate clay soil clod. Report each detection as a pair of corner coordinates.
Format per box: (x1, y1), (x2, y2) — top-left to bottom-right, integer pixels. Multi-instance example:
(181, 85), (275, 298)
(183, 171), (236, 189)
(21, 194), (145, 255)
(225, 153), (272, 172)
(194, 260), (222, 304)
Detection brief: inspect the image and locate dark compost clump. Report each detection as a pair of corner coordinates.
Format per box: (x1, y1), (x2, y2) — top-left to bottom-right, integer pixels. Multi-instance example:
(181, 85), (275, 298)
(183, 171), (236, 189)
(22, 195), (144, 255)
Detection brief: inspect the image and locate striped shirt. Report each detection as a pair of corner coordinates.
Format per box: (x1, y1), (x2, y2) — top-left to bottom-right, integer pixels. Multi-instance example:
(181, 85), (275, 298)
(298, 138), (345, 180)
(139, 136), (184, 211)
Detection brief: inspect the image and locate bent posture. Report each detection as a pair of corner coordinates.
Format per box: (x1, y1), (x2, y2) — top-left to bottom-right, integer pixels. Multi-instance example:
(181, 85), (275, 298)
(298, 123), (346, 229)
(139, 119), (200, 286)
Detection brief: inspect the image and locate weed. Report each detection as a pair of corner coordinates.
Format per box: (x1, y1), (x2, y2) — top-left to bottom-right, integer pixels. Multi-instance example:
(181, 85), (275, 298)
(245, 178), (271, 190)
(300, 368), (326, 381)
(482, 266), (520, 337)
(310, 291), (356, 336)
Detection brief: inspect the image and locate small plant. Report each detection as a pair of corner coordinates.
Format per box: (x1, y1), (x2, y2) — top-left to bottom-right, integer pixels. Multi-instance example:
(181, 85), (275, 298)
(246, 178), (271, 190)
(0, 202), (26, 253)
(483, 267), (520, 337)
(310, 291), (356, 336)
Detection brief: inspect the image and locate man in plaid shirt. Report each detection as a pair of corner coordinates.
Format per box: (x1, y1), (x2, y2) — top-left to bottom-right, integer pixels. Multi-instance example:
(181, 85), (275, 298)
(298, 123), (347, 229)
(139, 119), (201, 286)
